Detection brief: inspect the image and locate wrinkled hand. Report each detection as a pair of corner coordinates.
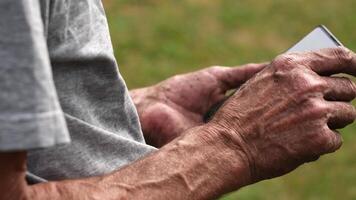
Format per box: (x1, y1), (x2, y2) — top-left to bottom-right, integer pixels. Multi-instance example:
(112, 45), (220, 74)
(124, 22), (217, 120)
(209, 47), (356, 184)
(130, 63), (266, 147)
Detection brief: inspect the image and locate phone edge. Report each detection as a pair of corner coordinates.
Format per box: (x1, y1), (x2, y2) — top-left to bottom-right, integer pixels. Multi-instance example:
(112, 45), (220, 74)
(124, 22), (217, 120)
(317, 24), (343, 47)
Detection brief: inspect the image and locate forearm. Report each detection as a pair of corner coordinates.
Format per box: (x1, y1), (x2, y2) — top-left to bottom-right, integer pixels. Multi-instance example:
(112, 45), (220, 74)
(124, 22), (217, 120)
(28, 125), (249, 200)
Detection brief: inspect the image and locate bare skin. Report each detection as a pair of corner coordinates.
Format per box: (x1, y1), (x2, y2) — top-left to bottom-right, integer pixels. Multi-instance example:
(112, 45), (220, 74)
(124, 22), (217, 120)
(211, 47), (356, 182)
(131, 63), (267, 147)
(1, 47), (356, 200)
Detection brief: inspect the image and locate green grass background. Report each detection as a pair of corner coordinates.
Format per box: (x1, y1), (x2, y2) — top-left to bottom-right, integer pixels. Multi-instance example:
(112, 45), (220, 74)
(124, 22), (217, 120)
(103, 0), (356, 199)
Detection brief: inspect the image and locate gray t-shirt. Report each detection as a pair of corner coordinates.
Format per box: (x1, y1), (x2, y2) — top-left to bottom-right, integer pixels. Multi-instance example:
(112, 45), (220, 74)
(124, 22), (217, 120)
(0, 0), (156, 183)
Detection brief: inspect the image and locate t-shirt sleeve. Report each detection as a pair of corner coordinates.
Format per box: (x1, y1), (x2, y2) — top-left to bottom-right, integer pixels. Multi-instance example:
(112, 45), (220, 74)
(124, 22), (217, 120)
(0, 0), (70, 151)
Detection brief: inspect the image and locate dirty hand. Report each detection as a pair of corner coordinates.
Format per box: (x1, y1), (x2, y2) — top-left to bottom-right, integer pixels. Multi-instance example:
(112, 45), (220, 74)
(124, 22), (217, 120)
(130, 63), (267, 147)
(208, 47), (356, 184)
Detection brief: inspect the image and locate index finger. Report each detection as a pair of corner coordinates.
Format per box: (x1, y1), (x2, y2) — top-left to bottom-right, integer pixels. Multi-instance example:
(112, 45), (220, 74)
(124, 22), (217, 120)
(295, 47), (356, 76)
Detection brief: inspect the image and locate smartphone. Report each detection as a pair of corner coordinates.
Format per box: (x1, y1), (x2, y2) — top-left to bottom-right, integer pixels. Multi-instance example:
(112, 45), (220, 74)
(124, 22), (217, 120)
(203, 25), (343, 122)
(286, 25), (342, 53)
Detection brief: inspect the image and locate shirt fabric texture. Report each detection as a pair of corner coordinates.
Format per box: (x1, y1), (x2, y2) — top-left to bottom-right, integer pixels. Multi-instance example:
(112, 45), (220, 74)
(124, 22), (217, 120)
(0, 0), (156, 184)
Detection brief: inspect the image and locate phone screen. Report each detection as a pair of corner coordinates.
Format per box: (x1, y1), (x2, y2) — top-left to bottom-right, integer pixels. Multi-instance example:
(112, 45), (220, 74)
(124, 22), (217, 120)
(287, 25), (342, 53)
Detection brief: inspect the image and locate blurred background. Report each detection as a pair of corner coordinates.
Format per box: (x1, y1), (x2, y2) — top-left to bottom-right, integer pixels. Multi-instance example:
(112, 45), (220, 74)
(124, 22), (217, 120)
(103, 0), (356, 199)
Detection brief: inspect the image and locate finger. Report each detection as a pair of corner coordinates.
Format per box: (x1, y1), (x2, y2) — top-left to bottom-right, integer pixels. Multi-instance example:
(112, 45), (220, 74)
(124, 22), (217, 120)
(327, 102), (356, 129)
(307, 126), (342, 156)
(322, 129), (343, 154)
(212, 62), (268, 90)
(323, 76), (356, 101)
(298, 47), (356, 76)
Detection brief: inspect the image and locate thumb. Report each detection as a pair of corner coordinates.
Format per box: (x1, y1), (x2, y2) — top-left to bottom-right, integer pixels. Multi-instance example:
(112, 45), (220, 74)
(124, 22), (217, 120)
(212, 62), (268, 90)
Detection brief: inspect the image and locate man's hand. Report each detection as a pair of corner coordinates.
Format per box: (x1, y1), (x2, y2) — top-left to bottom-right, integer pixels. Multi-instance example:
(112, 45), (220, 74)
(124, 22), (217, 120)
(209, 47), (356, 184)
(131, 63), (266, 147)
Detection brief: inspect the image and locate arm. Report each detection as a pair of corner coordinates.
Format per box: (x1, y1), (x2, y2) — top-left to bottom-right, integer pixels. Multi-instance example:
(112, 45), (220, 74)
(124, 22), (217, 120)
(2, 47), (356, 200)
(7, 126), (248, 200)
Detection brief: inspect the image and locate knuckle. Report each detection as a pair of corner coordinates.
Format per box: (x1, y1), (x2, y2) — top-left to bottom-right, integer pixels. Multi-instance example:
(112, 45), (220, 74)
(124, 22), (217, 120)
(313, 133), (335, 153)
(299, 72), (326, 88)
(346, 103), (356, 121)
(246, 63), (258, 67)
(170, 74), (183, 82)
(206, 66), (228, 79)
(272, 54), (298, 71)
(244, 63), (263, 69)
(308, 78), (328, 92)
(333, 47), (353, 66)
(317, 134), (330, 148)
(344, 77), (356, 97)
(207, 66), (224, 73)
(325, 132), (342, 153)
(293, 72), (327, 93)
(309, 132), (328, 154)
(336, 102), (356, 120)
(305, 98), (329, 116)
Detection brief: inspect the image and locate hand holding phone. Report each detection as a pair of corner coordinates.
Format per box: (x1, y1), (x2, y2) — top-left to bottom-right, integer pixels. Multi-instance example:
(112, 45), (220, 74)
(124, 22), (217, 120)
(203, 25), (343, 122)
